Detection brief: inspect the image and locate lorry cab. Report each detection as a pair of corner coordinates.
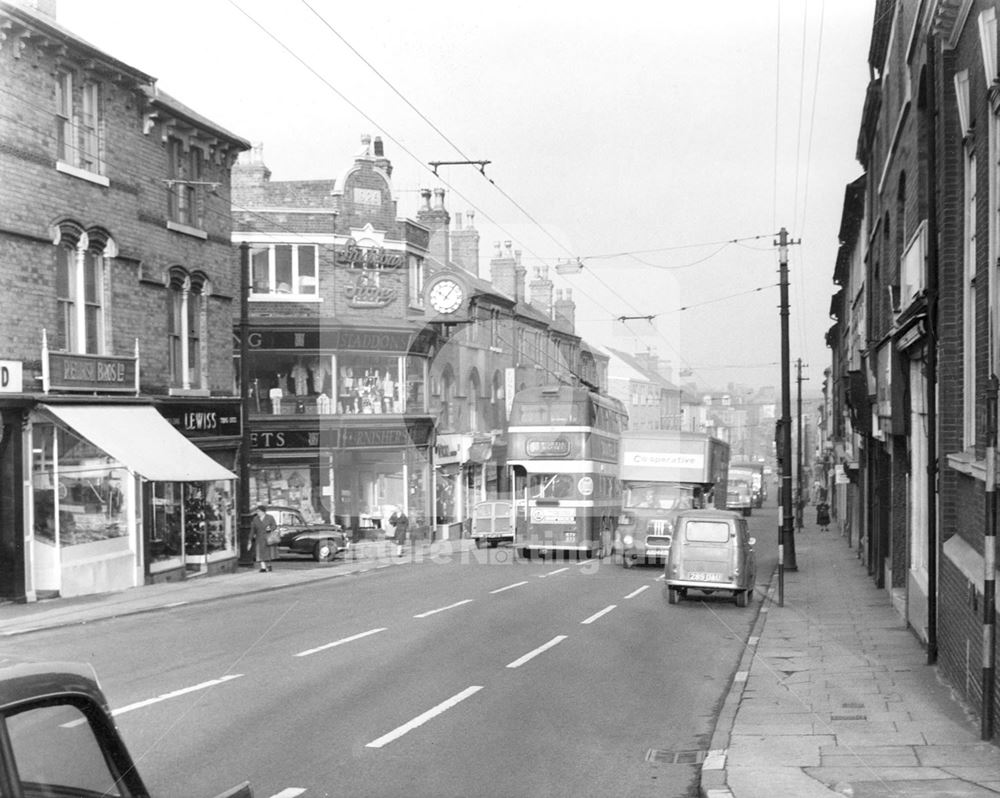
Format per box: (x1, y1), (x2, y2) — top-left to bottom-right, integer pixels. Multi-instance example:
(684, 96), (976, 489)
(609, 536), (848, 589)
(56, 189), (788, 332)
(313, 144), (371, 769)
(618, 482), (701, 567)
(663, 509), (756, 607)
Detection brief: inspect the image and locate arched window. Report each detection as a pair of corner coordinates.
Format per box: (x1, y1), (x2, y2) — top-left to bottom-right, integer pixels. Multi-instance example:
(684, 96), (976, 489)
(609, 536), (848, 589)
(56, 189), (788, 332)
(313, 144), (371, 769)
(54, 222), (112, 353)
(168, 267), (205, 390)
(468, 369), (481, 432)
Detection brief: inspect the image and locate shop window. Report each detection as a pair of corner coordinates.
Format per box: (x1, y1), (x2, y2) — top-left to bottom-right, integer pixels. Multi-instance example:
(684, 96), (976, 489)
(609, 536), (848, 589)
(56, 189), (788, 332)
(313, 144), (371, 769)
(336, 355), (400, 414)
(167, 269), (204, 391)
(55, 227), (106, 354)
(247, 353), (335, 415)
(32, 423), (127, 547)
(405, 356), (426, 413)
(55, 70), (104, 178)
(149, 481), (234, 569)
(250, 244), (319, 296)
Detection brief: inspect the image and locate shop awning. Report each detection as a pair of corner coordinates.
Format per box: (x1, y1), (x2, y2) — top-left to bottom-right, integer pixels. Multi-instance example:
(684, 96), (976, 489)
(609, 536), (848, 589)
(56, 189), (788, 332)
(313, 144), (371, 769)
(41, 404), (237, 482)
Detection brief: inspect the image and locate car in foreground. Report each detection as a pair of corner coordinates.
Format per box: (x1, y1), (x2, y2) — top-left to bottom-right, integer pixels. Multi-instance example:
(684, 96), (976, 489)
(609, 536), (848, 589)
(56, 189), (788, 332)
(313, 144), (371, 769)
(262, 505), (350, 562)
(663, 508), (757, 607)
(0, 658), (251, 797)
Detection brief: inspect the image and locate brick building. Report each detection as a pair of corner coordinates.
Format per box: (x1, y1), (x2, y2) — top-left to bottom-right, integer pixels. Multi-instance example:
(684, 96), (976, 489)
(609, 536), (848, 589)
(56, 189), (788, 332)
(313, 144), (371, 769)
(0, 1), (250, 600)
(232, 141), (608, 538)
(827, 0), (1000, 739)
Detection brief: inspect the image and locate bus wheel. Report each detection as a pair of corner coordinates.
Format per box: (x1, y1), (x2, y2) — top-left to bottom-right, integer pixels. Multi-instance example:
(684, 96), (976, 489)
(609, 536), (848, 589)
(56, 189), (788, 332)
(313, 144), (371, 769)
(518, 548), (531, 560)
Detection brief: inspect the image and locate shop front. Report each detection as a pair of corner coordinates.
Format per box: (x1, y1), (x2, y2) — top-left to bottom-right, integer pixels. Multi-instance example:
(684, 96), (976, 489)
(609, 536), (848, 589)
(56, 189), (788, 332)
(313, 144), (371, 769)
(28, 403), (237, 599)
(248, 418), (434, 541)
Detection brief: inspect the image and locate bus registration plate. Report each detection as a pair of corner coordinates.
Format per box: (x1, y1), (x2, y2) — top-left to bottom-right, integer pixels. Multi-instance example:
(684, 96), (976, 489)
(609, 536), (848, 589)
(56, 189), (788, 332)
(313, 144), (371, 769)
(687, 572), (722, 582)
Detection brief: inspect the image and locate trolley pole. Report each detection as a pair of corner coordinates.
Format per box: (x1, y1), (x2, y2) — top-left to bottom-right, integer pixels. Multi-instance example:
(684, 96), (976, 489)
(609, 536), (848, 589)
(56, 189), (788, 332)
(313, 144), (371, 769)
(238, 241), (252, 566)
(775, 228), (798, 609)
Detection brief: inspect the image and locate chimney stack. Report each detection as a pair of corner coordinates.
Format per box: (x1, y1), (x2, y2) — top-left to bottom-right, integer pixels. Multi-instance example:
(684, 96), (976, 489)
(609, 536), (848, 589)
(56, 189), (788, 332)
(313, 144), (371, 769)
(416, 187), (450, 267)
(554, 288), (576, 331)
(450, 209), (480, 277)
(529, 265), (554, 318)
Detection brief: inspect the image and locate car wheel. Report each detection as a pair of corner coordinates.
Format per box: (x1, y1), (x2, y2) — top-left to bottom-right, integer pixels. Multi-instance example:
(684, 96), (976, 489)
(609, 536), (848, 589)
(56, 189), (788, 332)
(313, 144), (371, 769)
(518, 548), (531, 560)
(623, 555), (634, 569)
(314, 539), (339, 562)
(735, 590), (748, 607)
(668, 587), (680, 605)
(475, 538), (486, 549)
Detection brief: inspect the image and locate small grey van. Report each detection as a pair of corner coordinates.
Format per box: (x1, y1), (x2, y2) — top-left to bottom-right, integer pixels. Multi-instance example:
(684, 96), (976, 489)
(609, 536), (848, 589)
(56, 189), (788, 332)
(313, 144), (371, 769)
(663, 509), (756, 607)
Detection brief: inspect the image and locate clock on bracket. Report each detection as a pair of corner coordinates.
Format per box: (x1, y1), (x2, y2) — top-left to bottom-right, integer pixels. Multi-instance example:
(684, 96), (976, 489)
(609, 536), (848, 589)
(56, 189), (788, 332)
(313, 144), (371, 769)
(428, 277), (465, 314)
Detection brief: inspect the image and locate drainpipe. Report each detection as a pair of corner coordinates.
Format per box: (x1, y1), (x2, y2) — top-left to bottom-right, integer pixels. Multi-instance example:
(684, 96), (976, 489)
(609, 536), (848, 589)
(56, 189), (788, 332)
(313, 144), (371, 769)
(925, 28), (939, 666)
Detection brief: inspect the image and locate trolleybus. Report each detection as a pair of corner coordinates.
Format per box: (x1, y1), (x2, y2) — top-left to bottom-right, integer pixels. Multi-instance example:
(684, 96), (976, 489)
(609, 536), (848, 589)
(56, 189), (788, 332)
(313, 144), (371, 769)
(507, 385), (628, 559)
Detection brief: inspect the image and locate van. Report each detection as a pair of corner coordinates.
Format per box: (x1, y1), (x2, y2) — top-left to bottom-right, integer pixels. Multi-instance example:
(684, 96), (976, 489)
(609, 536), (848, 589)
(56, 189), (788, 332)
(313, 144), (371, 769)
(663, 509), (756, 607)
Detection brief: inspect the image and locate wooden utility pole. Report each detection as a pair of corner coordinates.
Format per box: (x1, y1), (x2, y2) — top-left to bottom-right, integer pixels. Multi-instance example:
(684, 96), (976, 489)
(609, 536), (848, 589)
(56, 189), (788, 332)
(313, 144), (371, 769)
(775, 228), (799, 606)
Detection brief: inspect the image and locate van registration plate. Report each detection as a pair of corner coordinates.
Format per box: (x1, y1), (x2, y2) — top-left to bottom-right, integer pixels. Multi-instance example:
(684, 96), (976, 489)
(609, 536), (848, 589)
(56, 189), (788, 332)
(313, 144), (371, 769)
(686, 572), (722, 582)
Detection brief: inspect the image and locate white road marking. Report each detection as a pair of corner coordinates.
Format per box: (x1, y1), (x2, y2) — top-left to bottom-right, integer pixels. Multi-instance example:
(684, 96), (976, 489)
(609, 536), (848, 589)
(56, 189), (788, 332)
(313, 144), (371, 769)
(490, 581), (529, 594)
(365, 685), (483, 748)
(581, 605), (616, 624)
(413, 599), (473, 618)
(506, 635), (568, 669)
(111, 674), (243, 716)
(163, 601), (188, 608)
(63, 674), (243, 727)
(624, 585), (649, 599)
(268, 790), (307, 798)
(577, 558), (595, 566)
(295, 627), (387, 658)
(538, 567), (569, 578)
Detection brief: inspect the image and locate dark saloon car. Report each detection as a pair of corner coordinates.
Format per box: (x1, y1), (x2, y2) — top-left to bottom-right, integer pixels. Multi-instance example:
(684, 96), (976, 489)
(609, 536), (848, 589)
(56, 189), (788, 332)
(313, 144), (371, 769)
(0, 658), (251, 797)
(263, 505), (350, 562)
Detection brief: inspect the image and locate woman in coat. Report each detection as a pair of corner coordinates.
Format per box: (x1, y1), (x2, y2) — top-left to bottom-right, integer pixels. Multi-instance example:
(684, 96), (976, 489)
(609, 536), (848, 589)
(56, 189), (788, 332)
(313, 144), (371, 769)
(250, 504), (278, 572)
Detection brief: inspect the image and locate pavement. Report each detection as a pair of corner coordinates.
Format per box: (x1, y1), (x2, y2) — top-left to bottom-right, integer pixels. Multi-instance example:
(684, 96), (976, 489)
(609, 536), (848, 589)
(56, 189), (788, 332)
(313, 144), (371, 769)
(0, 538), (472, 637)
(700, 512), (1000, 798)
(2, 524), (999, 798)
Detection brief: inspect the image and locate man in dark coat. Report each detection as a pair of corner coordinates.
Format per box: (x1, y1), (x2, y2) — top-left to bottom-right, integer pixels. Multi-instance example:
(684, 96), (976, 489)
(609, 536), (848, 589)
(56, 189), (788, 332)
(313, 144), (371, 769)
(388, 508), (408, 557)
(250, 504), (277, 572)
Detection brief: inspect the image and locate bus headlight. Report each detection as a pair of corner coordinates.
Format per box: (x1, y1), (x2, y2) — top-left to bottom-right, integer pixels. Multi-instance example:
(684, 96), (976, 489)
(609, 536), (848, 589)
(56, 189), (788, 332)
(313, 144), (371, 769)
(622, 534), (634, 546)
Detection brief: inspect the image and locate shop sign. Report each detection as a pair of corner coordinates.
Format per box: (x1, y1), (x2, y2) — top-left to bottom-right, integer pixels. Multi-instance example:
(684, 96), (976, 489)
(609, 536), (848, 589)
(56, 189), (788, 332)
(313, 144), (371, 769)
(345, 273), (397, 308)
(159, 401), (241, 438)
(0, 361), (22, 393)
(342, 427), (416, 448)
(247, 329), (422, 353)
(335, 240), (404, 270)
(250, 428), (340, 450)
(46, 351), (137, 394)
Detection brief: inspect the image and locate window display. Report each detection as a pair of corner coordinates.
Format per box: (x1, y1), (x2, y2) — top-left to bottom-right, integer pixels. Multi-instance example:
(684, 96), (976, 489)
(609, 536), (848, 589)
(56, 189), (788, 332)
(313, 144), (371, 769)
(32, 423), (127, 546)
(245, 352), (428, 415)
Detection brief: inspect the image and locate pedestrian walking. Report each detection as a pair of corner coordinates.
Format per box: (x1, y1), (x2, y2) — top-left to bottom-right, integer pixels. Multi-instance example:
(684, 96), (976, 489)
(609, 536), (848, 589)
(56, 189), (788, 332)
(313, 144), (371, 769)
(250, 504), (278, 572)
(388, 507), (408, 556)
(816, 501), (831, 532)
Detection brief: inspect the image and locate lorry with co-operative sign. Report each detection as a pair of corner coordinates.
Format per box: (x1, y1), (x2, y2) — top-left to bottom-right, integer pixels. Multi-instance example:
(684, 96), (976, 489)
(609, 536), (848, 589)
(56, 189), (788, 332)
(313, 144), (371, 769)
(727, 460), (764, 515)
(617, 430), (730, 567)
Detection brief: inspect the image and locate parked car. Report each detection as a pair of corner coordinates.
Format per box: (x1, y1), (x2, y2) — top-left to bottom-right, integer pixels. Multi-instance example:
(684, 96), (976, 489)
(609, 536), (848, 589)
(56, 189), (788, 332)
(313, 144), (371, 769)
(662, 509), (757, 607)
(0, 658), (251, 797)
(253, 506), (350, 562)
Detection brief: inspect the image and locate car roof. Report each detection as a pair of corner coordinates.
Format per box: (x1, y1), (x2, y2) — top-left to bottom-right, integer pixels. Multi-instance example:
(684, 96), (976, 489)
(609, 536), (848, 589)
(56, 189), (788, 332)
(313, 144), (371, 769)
(675, 509), (742, 521)
(0, 659), (110, 713)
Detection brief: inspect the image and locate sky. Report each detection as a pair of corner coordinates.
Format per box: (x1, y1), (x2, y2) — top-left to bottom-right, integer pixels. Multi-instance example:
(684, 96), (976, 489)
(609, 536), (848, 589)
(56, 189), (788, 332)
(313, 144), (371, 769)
(59, 0), (875, 396)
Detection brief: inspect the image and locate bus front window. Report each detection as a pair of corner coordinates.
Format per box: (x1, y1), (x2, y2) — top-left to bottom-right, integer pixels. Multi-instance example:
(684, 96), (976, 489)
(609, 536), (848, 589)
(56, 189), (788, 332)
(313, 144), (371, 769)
(530, 473), (574, 498)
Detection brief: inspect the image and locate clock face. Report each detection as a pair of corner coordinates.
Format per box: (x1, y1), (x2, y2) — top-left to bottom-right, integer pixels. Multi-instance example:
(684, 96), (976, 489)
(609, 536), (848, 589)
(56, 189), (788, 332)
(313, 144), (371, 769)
(429, 278), (464, 314)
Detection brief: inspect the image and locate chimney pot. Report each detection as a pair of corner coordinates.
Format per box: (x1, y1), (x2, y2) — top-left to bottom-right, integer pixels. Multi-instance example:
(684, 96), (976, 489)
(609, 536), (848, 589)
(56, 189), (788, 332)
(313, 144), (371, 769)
(421, 188), (432, 210)
(373, 136), (384, 156)
(433, 188), (445, 209)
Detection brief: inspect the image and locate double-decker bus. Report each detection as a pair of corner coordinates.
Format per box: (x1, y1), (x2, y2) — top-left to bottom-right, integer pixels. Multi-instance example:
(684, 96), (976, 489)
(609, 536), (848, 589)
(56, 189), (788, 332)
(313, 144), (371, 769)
(507, 385), (628, 559)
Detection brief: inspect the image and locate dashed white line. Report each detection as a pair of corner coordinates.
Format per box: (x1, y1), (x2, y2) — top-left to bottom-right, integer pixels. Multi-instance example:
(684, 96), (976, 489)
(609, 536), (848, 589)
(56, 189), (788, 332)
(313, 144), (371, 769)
(295, 628), (387, 658)
(414, 599), (473, 618)
(538, 567), (569, 578)
(365, 685), (484, 748)
(268, 789), (307, 798)
(62, 673), (245, 727)
(581, 605), (616, 624)
(506, 635), (568, 669)
(490, 581), (529, 594)
(624, 585), (649, 599)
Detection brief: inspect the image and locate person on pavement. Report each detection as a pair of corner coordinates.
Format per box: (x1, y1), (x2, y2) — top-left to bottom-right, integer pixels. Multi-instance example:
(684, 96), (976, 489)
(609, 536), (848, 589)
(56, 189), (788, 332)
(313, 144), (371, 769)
(250, 504), (278, 572)
(388, 507), (408, 557)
